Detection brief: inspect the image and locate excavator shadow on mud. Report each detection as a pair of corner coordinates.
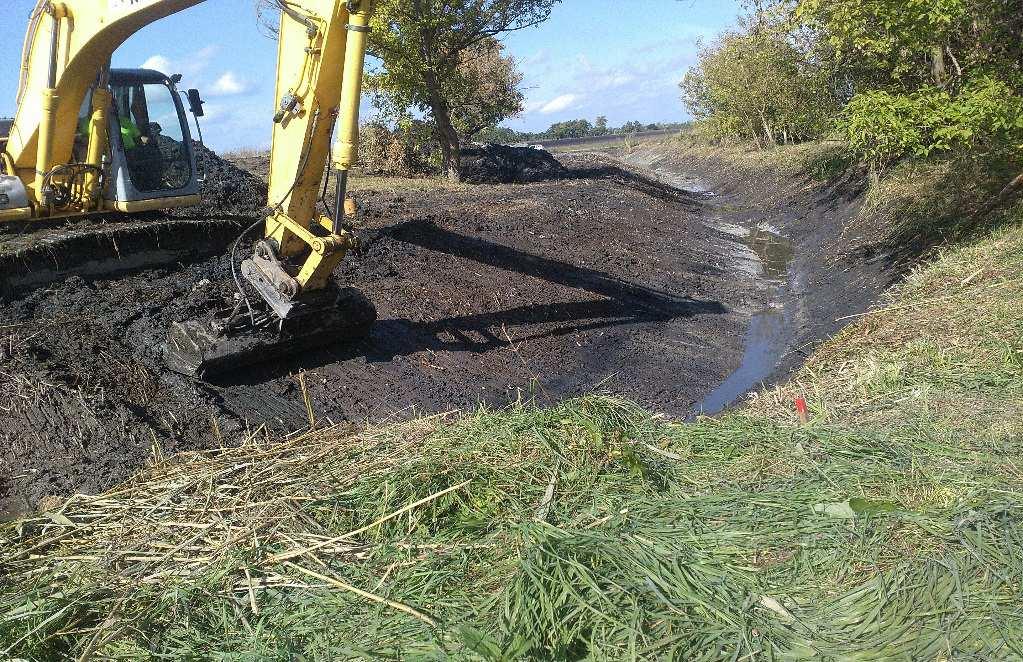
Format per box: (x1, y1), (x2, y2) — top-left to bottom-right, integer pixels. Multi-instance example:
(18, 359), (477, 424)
(1, 0), (379, 379)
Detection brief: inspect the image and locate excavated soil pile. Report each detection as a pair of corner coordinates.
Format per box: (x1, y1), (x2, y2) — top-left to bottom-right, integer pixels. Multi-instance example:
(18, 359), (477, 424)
(191, 142), (268, 215)
(0, 151), (771, 516)
(460, 144), (565, 184)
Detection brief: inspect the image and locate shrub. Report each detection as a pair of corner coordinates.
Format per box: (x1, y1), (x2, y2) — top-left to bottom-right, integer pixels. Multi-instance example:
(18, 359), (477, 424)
(843, 77), (1023, 172)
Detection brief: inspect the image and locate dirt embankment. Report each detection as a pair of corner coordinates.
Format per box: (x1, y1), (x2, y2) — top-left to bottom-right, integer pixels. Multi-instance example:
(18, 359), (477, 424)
(625, 143), (893, 380)
(1, 149), (775, 516)
(0, 142), (890, 516)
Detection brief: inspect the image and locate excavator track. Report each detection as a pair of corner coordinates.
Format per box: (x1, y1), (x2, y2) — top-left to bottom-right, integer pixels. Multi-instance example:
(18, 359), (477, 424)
(0, 216), (246, 298)
(0, 140), (268, 298)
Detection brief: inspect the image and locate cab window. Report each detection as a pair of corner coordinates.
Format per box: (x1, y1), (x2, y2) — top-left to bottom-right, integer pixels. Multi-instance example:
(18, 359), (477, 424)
(111, 81), (191, 192)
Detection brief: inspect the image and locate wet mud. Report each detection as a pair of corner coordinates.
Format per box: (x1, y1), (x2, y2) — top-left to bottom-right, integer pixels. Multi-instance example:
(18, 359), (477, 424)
(626, 143), (890, 413)
(1, 146), (884, 516)
(693, 225), (794, 417)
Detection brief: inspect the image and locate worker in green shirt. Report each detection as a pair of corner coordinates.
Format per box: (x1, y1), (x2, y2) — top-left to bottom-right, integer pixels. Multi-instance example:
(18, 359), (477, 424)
(118, 115), (144, 151)
(75, 113), (146, 151)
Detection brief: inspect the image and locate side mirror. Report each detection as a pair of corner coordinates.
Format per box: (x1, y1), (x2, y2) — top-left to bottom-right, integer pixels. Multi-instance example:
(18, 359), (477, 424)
(187, 88), (205, 117)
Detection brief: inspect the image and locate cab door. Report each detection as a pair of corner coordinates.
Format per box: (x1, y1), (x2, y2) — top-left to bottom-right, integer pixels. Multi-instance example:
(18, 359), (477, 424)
(106, 71), (200, 210)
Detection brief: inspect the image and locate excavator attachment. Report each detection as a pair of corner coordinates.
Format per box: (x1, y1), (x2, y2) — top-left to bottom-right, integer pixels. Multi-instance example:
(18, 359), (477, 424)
(162, 0), (378, 380)
(164, 286), (376, 378)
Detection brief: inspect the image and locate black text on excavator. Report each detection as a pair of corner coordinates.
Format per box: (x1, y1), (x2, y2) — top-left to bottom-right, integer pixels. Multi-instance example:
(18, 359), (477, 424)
(1, 0), (378, 378)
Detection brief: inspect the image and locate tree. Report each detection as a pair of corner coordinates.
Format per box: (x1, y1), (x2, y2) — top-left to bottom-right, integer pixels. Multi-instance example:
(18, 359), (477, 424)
(449, 39), (524, 140)
(679, 21), (837, 147)
(794, 0), (970, 88)
(793, 0), (1023, 183)
(620, 121), (645, 134)
(370, 37), (525, 151)
(368, 0), (560, 182)
(545, 119), (593, 139)
(594, 115), (609, 135)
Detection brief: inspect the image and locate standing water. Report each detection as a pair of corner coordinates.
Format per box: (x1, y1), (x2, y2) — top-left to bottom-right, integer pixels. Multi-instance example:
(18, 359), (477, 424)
(693, 225), (795, 417)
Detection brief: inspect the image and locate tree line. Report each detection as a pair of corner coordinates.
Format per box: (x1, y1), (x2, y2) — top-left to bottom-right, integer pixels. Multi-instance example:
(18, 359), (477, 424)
(480, 119), (688, 144)
(680, 0), (1023, 192)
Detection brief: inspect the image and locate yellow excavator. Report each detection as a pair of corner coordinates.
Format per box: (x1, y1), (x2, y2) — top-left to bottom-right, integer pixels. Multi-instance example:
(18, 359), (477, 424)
(0, 0), (378, 378)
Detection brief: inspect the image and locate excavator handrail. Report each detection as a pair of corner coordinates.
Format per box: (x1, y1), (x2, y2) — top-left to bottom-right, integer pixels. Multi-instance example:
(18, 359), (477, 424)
(17, 1), (48, 106)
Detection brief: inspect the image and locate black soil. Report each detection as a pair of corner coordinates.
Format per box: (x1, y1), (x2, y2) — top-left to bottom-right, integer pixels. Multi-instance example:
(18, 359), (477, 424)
(460, 144), (565, 184)
(0, 144), (885, 516)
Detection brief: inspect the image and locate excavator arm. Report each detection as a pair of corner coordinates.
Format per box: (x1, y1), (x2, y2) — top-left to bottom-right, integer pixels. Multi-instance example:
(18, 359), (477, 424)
(4, 0), (379, 377)
(247, 0), (371, 315)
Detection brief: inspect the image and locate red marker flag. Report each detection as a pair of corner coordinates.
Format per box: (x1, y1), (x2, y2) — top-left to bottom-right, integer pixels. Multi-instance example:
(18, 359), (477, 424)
(795, 397), (808, 425)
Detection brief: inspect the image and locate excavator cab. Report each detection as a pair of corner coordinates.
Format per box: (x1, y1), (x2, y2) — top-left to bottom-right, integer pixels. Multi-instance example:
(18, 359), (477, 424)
(100, 69), (201, 212)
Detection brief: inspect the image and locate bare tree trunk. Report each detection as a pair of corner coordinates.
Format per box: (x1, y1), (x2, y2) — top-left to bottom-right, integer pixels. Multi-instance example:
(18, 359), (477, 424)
(431, 118), (461, 182)
(747, 118), (763, 150)
(931, 45), (948, 84)
(424, 72), (462, 183)
(760, 112), (776, 147)
(977, 171), (1023, 219)
(439, 121), (461, 183)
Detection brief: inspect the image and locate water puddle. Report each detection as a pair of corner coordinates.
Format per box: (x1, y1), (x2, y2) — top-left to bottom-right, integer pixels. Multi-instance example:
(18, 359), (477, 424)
(692, 225), (795, 417)
(652, 169), (715, 197)
(746, 226), (794, 278)
(676, 176), (715, 196)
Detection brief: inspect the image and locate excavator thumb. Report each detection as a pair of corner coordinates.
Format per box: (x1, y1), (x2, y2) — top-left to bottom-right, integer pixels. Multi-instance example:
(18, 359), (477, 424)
(164, 286), (376, 379)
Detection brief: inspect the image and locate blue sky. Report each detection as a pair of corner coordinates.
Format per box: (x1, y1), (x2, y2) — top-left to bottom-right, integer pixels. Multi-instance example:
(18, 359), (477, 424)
(1, 1), (742, 152)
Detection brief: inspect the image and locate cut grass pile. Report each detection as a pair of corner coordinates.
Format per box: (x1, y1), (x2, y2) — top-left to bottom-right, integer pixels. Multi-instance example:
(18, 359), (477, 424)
(2, 188), (1022, 660)
(4, 393), (1021, 660)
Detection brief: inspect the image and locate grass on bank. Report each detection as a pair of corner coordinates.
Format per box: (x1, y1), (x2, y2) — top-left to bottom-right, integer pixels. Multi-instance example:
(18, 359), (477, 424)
(2, 151), (1023, 660)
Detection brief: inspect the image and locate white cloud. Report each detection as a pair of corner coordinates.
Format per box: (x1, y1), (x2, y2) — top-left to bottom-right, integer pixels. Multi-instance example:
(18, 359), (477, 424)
(589, 71), (636, 91)
(520, 49), (550, 68)
(138, 46), (218, 80)
(523, 98), (546, 114)
(517, 34), (710, 130)
(539, 94), (578, 114)
(209, 71), (249, 96)
(141, 55), (173, 72)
